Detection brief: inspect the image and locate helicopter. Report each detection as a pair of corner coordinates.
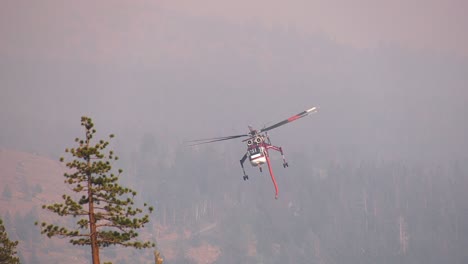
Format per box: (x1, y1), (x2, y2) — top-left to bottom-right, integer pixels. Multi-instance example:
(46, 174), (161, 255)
(189, 106), (318, 199)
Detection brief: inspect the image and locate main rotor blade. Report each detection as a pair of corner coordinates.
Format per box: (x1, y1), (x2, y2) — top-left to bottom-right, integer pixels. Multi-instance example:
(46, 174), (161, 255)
(188, 134), (249, 146)
(260, 106), (318, 133)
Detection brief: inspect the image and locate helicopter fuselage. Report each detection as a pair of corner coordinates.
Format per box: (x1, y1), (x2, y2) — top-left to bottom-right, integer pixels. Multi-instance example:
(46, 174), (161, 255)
(244, 134), (269, 166)
(241, 134), (287, 199)
(247, 144), (266, 166)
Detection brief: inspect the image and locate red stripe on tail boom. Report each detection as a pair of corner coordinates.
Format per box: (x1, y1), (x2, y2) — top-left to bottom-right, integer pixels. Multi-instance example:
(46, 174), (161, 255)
(287, 115), (300, 122)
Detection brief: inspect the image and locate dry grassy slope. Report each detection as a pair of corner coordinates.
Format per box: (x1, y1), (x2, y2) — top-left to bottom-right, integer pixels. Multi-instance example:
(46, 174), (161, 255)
(0, 148), (68, 215)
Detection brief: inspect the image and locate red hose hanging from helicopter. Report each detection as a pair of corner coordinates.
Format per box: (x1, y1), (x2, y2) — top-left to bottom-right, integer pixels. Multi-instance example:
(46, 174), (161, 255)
(265, 151), (279, 199)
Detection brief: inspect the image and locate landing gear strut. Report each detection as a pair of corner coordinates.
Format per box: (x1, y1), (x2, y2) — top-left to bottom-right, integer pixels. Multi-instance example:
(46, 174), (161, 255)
(240, 153), (249, 181)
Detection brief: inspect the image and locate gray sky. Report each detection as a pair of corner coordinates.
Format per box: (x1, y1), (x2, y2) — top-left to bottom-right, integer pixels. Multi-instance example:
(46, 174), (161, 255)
(165, 0), (468, 56)
(1, 0), (467, 162)
(2, 0), (467, 58)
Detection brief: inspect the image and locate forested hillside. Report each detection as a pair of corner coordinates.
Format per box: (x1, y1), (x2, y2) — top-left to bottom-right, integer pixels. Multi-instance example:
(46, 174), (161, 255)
(130, 138), (468, 264)
(2, 135), (468, 264)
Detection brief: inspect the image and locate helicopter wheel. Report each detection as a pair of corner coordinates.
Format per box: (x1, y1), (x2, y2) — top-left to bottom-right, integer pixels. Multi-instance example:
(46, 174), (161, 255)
(283, 162), (289, 168)
(243, 175), (249, 181)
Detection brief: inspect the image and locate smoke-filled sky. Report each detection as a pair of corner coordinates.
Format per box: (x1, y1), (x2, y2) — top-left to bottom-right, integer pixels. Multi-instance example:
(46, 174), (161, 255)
(165, 0), (468, 56)
(2, 0), (467, 58)
(1, 0), (467, 162)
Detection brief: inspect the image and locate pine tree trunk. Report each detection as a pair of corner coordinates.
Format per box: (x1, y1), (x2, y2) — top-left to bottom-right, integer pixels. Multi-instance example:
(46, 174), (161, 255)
(87, 158), (100, 264)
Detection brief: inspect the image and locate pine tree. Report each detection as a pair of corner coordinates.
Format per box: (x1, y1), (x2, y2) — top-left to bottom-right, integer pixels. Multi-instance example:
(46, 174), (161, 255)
(0, 218), (20, 264)
(36, 116), (155, 264)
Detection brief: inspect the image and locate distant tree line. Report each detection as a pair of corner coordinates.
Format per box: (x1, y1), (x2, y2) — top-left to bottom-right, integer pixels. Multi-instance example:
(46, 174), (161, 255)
(132, 133), (468, 264)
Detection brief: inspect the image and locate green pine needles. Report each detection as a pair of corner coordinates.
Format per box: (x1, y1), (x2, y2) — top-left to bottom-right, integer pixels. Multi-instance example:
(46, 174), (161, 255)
(0, 218), (20, 264)
(36, 116), (154, 264)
